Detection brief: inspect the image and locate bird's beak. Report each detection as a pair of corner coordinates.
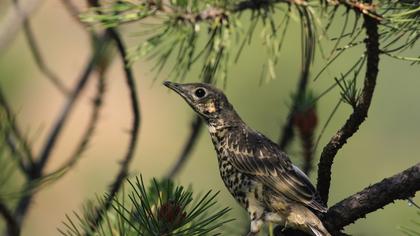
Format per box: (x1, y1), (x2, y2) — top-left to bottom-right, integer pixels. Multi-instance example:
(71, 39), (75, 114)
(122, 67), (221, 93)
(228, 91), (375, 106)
(163, 81), (186, 97)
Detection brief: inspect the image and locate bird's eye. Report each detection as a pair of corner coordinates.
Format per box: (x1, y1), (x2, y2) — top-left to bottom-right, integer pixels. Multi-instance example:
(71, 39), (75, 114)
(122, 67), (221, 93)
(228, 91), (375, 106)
(194, 88), (206, 98)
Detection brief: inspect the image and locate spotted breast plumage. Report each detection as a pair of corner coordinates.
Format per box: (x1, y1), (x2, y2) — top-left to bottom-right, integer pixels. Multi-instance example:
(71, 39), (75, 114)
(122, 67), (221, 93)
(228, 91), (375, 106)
(163, 81), (331, 236)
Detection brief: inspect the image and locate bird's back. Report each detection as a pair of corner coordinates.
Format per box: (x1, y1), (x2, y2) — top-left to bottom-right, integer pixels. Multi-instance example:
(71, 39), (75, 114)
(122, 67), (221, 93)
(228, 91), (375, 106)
(209, 123), (326, 213)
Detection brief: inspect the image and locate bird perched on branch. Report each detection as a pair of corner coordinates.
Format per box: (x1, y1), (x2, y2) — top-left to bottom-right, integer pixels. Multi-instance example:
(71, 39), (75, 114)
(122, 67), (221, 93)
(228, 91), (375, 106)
(163, 81), (330, 236)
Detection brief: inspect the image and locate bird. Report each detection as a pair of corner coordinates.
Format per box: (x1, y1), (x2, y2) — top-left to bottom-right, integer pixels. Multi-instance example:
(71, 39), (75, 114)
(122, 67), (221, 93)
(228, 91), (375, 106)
(163, 81), (331, 236)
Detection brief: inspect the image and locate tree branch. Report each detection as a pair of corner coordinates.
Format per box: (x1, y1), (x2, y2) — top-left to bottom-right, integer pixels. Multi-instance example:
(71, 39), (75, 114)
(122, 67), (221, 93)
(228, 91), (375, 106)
(100, 27), (140, 217)
(144, 0), (381, 25)
(324, 163), (420, 232)
(84, 28), (140, 235)
(316, 12), (380, 205)
(0, 201), (19, 236)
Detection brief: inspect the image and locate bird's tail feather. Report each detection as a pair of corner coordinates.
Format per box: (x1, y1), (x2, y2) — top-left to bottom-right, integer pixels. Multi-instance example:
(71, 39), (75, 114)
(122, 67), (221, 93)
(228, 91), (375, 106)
(309, 225), (331, 236)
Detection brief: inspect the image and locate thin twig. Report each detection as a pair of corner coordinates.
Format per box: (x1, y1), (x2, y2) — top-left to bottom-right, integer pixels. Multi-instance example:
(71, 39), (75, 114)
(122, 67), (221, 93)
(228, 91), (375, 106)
(88, 28), (140, 232)
(12, 0), (70, 95)
(0, 201), (19, 236)
(83, 0), (140, 231)
(104, 27), (140, 214)
(165, 115), (203, 179)
(316, 11), (380, 205)
(324, 163), (420, 232)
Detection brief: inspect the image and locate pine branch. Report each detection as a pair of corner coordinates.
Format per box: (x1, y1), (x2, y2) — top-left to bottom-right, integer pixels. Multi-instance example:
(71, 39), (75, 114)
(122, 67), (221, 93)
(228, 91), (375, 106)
(82, 1), (141, 233)
(336, 0), (383, 20)
(316, 11), (380, 205)
(96, 27), (140, 228)
(275, 163), (420, 235)
(325, 163), (420, 232)
(59, 176), (231, 236)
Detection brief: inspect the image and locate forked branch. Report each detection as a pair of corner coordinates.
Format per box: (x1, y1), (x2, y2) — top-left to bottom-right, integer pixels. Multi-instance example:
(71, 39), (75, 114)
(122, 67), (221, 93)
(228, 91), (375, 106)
(316, 13), (380, 205)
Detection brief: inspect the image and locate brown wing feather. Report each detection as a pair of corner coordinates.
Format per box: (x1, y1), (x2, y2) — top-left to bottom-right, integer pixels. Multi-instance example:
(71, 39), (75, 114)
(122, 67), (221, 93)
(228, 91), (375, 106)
(227, 131), (327, 213)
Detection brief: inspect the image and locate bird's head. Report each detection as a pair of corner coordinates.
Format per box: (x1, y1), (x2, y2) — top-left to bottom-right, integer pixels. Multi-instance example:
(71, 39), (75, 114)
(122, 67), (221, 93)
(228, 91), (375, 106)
(163, 81), (238, 124)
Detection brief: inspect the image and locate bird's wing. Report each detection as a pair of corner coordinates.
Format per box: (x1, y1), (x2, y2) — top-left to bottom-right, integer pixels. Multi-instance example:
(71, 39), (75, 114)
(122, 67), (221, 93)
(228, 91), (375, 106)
(227, 132), (327, 213)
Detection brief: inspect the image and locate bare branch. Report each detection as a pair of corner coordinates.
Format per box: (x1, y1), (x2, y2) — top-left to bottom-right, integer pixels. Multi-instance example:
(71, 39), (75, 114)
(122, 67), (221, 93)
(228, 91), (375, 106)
(86, 29), (140, 234)
(325, 163), (420, 232)
(80, 1), (140, 232)
(275, 163), (420, 235)
(165, 115), (203, 179)
(316, 13), (380, 205)
(101, 27), (140, 217)
(0, 201), (19, 236)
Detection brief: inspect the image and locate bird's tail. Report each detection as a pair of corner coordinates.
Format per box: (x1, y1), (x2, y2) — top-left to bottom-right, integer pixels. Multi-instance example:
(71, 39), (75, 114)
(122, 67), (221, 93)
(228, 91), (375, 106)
(288, 203), (331, 236)
(308, 224), (331, 236)
(269, 197), (331, 236)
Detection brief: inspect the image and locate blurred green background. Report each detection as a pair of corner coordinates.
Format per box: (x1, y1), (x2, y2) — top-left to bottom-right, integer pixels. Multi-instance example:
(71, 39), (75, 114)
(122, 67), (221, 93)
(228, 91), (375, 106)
(0, 1), (419, 236)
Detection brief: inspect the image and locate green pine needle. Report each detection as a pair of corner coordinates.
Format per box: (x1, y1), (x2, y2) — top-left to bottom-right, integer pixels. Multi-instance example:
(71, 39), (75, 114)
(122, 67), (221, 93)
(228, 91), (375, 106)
(58, 175), (232, 236)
